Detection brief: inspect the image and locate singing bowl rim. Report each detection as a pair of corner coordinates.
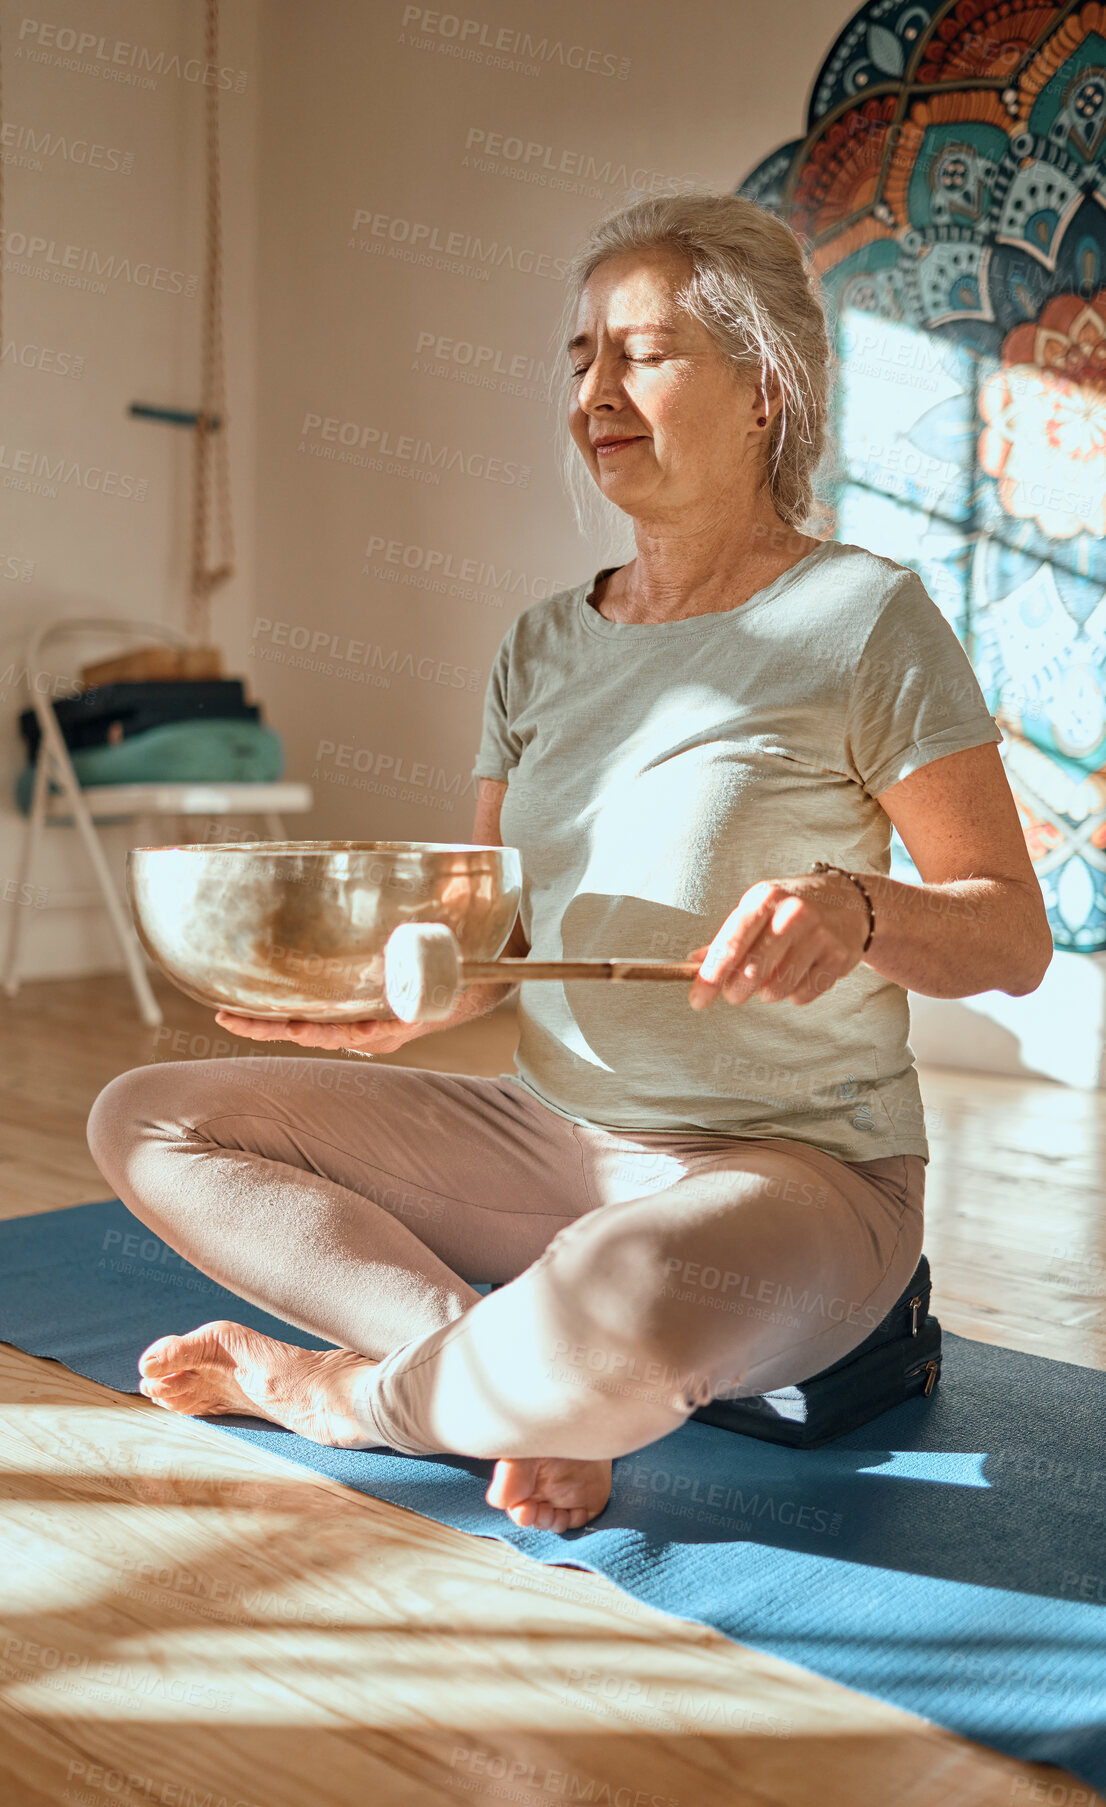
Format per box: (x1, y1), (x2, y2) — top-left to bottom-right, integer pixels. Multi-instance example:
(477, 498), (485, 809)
(125, 840), (522, 1022)
(126, 840), (515, 858)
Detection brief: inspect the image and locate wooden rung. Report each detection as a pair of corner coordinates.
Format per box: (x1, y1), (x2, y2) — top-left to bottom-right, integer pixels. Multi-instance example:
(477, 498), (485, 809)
(78, 645), (224, 687)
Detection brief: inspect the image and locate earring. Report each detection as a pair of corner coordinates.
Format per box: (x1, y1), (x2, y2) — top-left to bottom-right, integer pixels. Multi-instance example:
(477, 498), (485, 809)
(757, 414), (767, 427)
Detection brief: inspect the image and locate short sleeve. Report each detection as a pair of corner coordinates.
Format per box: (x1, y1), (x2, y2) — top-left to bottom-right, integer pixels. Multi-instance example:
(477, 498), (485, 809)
(844, 572), (1004, 797)
(471, 621), (523, 782)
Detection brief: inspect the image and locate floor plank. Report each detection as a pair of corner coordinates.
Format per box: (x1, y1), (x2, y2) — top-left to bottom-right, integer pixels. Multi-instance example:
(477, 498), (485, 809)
(0, 972), (1102, 1805)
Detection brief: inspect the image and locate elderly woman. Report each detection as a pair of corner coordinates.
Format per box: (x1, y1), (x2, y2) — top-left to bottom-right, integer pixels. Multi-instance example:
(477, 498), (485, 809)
(88, 192), (1052, 1534)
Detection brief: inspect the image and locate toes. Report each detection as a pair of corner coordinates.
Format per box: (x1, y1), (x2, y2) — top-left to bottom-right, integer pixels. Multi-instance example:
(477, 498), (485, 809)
(503, 1493), (604, 1534)
(486, 1458), (538, 1511)
(504, 1499), (566, 1533)
(488, 1458), (611, 1534)
(138, 1320), (243, 1380)
(505, 1500), (539, 1530)
(140, 1372), (198, 1411)
(140, 1370), (233, 1419)
(138, 1335), (190, 1379)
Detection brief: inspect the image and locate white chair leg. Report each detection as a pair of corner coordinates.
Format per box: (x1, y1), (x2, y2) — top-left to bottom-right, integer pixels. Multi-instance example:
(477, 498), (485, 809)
(43, 740), (163, 1029)
(2, 749), (51, 997)
(263, 813), (287, 840)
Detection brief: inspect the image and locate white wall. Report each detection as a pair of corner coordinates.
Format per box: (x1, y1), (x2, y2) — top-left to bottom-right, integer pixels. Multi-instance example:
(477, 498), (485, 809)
(0, 0), (852, 976)
(238, 0), (842, 841)
(0, 0), (261, 977)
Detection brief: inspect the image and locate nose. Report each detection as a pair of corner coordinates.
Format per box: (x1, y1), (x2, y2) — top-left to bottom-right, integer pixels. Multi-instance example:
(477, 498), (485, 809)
(574, 351), (623, 415)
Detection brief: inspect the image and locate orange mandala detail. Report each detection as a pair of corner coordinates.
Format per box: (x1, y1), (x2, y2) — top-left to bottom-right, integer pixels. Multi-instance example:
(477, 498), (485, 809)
(978, 292), (1106, 539)
(918, 0), (1063, 85)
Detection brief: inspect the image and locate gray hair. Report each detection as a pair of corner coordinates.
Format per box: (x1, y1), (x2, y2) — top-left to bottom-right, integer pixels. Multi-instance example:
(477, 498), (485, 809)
(547, 190), (835, 553)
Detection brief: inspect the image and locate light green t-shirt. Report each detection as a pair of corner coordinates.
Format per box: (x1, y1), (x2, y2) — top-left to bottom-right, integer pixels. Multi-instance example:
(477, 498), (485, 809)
(472, 537), (1003, 1163)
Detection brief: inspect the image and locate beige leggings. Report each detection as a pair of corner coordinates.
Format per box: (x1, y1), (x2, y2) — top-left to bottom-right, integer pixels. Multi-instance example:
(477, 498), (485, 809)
(87, 1056), (925, 1462)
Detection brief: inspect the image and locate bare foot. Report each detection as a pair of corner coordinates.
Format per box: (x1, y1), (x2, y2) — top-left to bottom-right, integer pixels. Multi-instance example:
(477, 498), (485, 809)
(137, 1319), (378, 1448)
(485, 1456), (612, 1533)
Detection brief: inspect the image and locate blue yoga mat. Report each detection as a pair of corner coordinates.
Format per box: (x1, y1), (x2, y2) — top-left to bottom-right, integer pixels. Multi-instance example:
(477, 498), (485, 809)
(2, 1200), (1105, 1792)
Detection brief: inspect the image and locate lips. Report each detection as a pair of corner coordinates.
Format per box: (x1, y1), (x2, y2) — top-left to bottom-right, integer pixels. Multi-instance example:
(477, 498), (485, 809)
(593, 436), (644, 453)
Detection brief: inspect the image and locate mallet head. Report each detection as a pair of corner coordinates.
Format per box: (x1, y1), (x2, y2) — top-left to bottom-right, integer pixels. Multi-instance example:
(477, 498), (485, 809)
(384, 921), (463, 1023)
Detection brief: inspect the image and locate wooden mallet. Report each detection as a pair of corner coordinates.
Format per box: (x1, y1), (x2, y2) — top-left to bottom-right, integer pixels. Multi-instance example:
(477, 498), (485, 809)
(384, 922), (701, 1023)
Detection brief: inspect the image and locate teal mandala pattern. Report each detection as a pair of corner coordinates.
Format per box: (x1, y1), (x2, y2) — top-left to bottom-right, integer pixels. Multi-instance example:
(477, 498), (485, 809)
(739, 0), (1106, 951)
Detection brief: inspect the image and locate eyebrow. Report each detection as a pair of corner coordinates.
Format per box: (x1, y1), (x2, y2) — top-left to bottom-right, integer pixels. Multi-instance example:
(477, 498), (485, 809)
(567, 323), (680, 353)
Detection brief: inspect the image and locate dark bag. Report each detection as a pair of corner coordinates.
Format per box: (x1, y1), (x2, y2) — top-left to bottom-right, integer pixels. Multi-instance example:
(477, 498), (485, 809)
(19, 680), (260, 761)
(691, 1254), (941, 1447)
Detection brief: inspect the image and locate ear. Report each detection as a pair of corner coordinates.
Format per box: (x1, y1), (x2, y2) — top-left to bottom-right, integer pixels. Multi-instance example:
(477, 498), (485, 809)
(759, 376), (783, 423)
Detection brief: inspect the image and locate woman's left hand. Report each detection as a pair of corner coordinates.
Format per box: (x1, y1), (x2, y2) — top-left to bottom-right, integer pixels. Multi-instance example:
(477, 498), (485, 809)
(687, 872), (870, 1010)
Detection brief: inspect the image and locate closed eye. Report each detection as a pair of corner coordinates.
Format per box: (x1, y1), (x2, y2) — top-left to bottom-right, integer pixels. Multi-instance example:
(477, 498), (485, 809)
(569, 353), (667, 379)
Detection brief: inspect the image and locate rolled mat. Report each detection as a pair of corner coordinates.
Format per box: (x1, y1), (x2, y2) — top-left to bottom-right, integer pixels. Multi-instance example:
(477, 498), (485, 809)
(1, 1199), (1104, 1792)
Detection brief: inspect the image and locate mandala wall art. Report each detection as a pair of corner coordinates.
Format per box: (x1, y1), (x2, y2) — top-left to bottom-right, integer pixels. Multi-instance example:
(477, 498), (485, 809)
(739, 0), (1106, 951)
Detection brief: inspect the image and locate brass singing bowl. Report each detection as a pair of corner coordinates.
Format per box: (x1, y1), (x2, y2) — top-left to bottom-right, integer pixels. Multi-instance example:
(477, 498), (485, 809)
(126, 841), (523, 1022)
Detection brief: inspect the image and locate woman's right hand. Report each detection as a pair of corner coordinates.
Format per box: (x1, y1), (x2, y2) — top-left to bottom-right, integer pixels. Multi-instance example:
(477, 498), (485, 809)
(213, 1010), (426, 1055)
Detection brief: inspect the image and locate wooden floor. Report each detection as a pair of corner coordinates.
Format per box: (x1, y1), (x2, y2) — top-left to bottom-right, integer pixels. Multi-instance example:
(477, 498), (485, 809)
(1, 971), (1103, 1807)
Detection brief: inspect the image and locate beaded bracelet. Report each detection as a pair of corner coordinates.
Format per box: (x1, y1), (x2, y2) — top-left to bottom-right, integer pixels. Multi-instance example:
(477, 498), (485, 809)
(810, 861), (875, 953)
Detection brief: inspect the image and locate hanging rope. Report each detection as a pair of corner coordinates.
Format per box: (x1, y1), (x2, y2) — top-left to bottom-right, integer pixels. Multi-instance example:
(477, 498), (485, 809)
(0, 14), (5, 359)
(188, 0), (235, 642)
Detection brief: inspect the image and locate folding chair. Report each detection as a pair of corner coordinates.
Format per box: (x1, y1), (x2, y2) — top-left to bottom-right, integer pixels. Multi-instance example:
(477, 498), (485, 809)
(2, 617), (313, 1026)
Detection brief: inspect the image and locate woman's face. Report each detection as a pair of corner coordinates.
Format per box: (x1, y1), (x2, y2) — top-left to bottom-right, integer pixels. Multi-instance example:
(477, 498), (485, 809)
(567, 247), (766, 518)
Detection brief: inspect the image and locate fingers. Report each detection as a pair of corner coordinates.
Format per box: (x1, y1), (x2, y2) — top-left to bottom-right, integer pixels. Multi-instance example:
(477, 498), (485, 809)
(687, 886), (776, 1009)
(689, 888), (806, 1009)
(688, 890), (851, 1010)
(785, 964), (836, 1006)
(720, 897), (814, 1004)
(214, 1011), (293, 1041)
(213, 1012), (393, 1051)
(341, 1021), (406, 1050)
(283, 1021), (347, 1049)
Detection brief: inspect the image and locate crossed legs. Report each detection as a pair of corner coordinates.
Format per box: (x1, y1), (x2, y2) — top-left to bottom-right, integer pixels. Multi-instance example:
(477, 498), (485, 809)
(87, 1055), (924, 1528)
